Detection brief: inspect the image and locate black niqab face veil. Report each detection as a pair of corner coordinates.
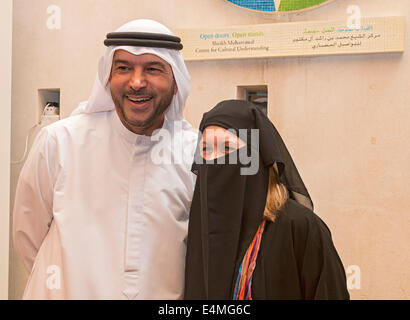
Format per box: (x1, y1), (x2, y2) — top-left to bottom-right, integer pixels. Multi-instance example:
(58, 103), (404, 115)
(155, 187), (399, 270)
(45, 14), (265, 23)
(184, 100), (314, 300)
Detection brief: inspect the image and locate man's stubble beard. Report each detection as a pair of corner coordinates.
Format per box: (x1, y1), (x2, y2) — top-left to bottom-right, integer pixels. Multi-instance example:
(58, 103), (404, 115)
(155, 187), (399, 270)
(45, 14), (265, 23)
(112, 82), (175, 133)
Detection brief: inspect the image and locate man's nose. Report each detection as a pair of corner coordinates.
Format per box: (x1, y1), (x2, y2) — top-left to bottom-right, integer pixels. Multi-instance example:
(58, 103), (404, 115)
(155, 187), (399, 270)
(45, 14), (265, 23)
(129, 69), (147, 90)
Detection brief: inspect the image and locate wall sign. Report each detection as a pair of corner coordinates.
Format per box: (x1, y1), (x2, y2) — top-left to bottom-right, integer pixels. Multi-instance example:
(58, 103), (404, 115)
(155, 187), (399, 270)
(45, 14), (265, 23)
(176, 16), (405, 61)
(225, 0), (335, 14)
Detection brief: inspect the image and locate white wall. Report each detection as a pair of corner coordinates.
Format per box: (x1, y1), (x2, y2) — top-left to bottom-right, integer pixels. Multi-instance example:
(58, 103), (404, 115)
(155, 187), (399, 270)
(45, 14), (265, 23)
(0, 0), (12, 300)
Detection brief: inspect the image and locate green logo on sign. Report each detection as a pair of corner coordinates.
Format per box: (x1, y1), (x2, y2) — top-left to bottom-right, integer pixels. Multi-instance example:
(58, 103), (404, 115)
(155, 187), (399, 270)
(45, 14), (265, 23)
(225, 0), (335, 13)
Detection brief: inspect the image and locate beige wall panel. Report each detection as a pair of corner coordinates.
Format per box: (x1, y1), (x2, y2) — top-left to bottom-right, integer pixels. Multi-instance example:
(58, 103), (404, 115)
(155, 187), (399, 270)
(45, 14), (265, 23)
(0, 0), (12, 301)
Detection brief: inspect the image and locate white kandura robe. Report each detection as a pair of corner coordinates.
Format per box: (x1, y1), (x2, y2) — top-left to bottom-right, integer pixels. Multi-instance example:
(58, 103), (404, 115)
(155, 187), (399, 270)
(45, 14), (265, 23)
(13, 110), (197, 300)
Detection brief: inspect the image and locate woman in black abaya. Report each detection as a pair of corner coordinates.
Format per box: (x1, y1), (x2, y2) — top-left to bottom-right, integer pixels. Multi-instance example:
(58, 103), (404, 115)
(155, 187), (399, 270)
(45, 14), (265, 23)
(184, 100), (349, 300)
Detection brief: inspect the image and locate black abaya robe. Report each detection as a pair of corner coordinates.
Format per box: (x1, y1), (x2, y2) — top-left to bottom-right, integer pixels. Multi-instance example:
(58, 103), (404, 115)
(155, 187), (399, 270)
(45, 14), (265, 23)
(184, 100), (350, 300)
(184, 183), (349, 300)
(251, 199), (349, 299)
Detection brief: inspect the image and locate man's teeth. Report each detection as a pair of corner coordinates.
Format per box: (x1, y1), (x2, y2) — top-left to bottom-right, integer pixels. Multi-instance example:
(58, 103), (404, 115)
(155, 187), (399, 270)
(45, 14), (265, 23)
(127, 96), (151, 103)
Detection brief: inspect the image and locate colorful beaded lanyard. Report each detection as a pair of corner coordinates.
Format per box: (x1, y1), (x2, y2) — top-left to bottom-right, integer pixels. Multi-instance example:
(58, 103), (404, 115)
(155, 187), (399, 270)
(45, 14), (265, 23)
(233, 220), (266, 300)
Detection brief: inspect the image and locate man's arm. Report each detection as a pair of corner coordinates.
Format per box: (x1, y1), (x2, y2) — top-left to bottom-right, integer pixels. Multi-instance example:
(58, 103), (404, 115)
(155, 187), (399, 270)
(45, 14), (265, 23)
(13, 127), (58, 273)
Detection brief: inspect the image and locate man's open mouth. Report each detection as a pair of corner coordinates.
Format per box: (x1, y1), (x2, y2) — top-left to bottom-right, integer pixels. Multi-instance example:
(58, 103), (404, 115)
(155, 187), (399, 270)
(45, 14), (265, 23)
(126, 95), (153, 105)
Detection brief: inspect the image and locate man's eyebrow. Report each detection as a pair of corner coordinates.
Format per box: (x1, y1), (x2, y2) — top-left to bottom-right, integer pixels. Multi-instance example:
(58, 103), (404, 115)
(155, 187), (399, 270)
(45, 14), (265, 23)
(145, 61), (167, 69)
(113, 59), (132, 66)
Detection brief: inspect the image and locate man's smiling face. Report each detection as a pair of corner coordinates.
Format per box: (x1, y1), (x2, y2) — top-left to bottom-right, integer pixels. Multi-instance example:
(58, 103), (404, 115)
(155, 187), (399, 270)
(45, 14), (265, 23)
(109, 50), (177, 135)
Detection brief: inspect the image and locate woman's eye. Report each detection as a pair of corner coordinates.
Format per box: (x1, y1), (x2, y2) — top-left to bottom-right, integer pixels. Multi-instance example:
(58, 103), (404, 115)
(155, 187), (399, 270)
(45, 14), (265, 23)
(224, 143), (237, 153)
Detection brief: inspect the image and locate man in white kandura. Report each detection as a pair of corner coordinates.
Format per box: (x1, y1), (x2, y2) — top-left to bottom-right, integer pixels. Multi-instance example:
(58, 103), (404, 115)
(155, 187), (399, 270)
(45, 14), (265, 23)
(13, 19), (197, 299)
